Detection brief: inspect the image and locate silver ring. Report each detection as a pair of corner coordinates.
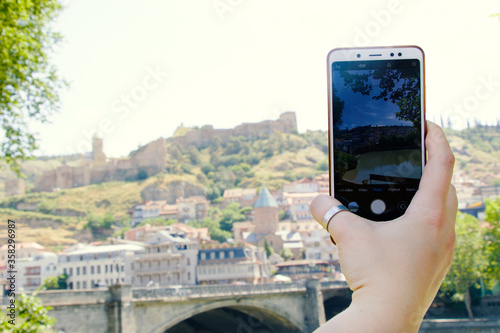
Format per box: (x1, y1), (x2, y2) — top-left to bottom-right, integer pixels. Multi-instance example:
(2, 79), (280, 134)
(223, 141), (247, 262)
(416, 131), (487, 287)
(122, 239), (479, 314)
(321, 205), (349, 231)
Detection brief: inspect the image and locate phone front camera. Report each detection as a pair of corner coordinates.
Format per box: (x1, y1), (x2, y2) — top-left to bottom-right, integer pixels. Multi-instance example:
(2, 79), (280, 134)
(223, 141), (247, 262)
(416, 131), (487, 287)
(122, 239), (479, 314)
(398, 52), (402, 56)
(357, 54), (361, 58)
(390, 53), (394, 57)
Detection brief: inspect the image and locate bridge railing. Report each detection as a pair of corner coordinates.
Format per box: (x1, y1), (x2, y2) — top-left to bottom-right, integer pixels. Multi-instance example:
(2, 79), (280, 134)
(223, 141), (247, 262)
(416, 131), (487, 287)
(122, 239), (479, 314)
(132, 282), (307, 300)
(320, 280), (349, 289)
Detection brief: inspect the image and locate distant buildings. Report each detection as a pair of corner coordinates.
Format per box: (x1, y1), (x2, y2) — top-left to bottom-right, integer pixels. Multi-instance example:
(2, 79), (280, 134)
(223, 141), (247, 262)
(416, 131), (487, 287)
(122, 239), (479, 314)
(131, 196), (210, 226)
(222, 188), (258, 208)
(196, 243), (268, 285)
(58, 244), (144, 290)
(131, 231), (198, 287)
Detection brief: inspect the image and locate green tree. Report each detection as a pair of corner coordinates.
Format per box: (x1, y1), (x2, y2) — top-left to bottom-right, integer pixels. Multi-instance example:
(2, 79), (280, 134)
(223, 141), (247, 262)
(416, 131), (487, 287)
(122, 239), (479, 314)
(484, 198), (500, 291)
(0, 0), (65, 175)
(280, 248), (294, 261)
(219, 202), (246, 232)
(0, 293), (56, 332)
(40, 273), (68, 290)
(441, 213), (488, 319)
(263, 238), (274, 258)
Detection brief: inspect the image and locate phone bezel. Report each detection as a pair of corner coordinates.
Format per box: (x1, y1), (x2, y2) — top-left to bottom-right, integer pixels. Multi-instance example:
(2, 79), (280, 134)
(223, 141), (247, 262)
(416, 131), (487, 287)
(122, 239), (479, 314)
(327, 46), (426, 216)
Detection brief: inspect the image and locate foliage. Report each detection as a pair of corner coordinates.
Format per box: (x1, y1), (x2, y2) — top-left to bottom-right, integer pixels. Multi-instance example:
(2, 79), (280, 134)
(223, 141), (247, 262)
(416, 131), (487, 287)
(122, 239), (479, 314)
(0, 293), (56, 332)
(441, 212), (488, 318)
(483, 198), (500, 290)
(219, 202), (246, 232)
(280, 248), (293, 261)
(263, 238), (274, 258)
(0, 0), (65, 175)
(188, 217), (231, 243)
(136, 169), (148, 180)
(40, 273), (68, 290)
(85, 212), (115, 230)
(137, 216), (177, 227)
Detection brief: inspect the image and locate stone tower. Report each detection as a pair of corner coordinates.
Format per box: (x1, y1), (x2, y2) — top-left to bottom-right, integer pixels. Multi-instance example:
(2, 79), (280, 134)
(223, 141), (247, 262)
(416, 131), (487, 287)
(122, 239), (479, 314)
(279, 111), (298, 133)
(92, 133), (106, 164)
(253, 185), (279, 234)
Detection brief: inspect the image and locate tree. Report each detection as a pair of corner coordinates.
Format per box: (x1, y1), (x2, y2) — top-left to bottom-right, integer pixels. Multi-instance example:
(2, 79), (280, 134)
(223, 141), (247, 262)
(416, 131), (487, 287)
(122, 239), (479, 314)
(280, 248), (294, 261)
(441, 213), (488, 319)
(484, 198), (500, 291)
(0, 0), (65, 175)
(40, 273), (68, 290)
(0, 293), (56, 332)
(263, 238), (274, 258)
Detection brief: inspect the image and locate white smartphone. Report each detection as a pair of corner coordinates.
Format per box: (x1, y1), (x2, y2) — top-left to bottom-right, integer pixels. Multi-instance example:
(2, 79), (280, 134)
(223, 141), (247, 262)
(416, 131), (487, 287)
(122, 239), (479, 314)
(327, 46), (426, 221)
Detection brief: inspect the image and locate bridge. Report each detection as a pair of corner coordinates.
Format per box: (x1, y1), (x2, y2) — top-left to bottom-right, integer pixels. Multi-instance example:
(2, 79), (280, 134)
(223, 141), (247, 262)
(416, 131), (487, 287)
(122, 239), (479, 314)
(35, 280), (352, 333)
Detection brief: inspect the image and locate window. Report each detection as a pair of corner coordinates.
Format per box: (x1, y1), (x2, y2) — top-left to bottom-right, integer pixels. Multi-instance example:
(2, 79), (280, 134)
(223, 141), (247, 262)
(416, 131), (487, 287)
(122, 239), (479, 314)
(83, 267), (87, 275)
(220, 251), (225, 259)
(76, 267), (80, 275)
(187, 258), (190, 266)
(91, 266), (94, 274)
(97, 265), (101, 274)
(121, 265), (124, 272)
(63, 268), (67, 275)
(76, 281), (80, 289)
(116, 264), (119, 272)
(188, 272), (191, 280)
(201, 253), (206, 260)
(210, 252), (215, 260)
(105, 265), (108, 273)
(69, 268), (73, 276)
(83, 281), (87, 289)
(91, 280), (95, 287)
(110, 265), (113, 273)
(229, 251), (234, 258)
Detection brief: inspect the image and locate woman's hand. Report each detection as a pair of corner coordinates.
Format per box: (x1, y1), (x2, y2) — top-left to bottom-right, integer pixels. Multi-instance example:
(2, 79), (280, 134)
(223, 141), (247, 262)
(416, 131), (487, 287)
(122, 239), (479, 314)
(310, 121), (458, 332)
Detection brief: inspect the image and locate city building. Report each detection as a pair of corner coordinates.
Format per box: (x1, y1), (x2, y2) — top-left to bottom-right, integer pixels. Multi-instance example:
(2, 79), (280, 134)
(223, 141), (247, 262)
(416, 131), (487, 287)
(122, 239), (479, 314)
(304, 230), (339, 261)
(283, 178), (319, 193)
(131, 231), (198, 287)
(131, 200), (167, 226)
(222, 188), (258, 208)
(285, 192), (318, 221)
(0, 242), (46, 264)
(58, 244), (144, 290)
(196, 243), (268, 285)
(17, 252), (58, 291)
(176, 196), (209, 222)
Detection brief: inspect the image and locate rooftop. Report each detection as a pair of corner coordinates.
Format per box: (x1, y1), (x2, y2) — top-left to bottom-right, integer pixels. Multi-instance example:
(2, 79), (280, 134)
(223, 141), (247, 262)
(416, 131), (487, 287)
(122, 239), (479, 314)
(254, 185), (278, 208)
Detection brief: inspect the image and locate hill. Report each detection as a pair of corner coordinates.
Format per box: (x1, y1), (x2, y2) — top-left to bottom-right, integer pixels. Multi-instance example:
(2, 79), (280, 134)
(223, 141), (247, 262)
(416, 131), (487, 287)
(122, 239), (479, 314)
(1, 123), (499, 249)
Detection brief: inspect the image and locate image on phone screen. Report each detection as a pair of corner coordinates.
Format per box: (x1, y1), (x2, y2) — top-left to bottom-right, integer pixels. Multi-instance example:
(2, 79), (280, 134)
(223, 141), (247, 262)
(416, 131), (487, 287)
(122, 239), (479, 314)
(331, 56), (423, 221)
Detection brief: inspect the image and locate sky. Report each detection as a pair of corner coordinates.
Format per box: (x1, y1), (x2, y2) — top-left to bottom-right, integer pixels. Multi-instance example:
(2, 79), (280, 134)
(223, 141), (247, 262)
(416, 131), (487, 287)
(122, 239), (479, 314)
(31, 0), (500, 157)
(334, 66), (418, 129)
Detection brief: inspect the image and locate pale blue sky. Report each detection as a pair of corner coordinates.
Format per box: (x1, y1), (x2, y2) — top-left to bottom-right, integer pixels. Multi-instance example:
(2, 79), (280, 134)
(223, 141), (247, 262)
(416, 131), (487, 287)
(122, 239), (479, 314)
(31, 0), (500, 157)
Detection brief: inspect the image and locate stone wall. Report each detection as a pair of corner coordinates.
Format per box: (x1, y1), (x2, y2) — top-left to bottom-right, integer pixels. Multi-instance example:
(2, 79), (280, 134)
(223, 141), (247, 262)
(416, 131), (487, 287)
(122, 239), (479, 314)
(172, 112), (298, 149)
(33, 138), (167, 192)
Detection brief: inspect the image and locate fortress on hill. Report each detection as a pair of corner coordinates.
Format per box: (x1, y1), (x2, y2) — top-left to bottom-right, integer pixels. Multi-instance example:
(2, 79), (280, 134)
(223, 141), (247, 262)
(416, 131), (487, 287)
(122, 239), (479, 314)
(32, 112), (298, 192)
(171, 111), (297, 149)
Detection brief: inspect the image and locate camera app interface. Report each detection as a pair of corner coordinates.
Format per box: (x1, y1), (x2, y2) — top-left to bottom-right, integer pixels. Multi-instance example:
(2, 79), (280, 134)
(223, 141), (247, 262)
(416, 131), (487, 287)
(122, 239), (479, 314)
(332, 59), (422, 221)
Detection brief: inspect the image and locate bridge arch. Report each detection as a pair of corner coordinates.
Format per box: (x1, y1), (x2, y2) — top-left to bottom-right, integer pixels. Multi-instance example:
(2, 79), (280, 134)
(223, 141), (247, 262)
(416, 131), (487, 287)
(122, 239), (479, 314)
(152, 298), (304, 333)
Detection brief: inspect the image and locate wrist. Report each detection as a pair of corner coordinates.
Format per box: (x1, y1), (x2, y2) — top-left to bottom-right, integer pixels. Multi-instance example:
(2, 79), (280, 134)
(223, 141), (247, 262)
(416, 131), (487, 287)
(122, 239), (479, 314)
(316, 290), (425, 333)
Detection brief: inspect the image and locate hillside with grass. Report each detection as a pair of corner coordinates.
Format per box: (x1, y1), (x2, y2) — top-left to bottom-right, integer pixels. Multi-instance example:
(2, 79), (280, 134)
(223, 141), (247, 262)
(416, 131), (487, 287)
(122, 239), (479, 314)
(1, 124), (498, 249)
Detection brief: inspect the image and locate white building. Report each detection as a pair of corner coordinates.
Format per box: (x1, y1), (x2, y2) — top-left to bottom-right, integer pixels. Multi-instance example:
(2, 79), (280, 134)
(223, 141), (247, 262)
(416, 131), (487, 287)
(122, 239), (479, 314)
(283, 178), (319, 193)
(131, 231), (198, 287)
(304, 230), (339, 261)
(196, 244), (269, 285)
(58, 244), (144, 290)
(17, 252), (58, 291)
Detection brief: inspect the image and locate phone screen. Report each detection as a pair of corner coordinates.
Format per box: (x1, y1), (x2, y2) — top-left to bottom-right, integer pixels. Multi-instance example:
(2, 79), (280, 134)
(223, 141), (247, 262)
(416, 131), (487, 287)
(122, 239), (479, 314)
(331, 57), (423, 221)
